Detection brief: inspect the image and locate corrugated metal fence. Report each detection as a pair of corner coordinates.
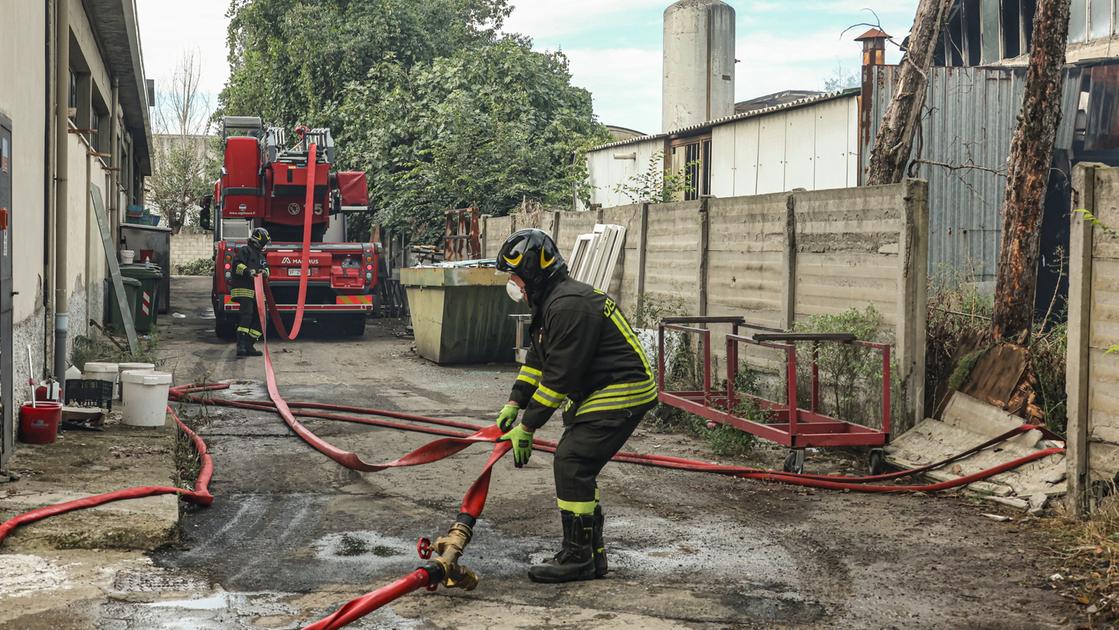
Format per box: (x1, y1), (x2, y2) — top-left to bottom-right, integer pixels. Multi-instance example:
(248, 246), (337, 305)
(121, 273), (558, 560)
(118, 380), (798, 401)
(866, 65), (1080, 282)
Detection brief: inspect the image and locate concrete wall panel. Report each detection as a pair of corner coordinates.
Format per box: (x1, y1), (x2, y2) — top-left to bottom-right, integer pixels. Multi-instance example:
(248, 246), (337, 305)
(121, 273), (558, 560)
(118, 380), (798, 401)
(707, 195), (786, 328)
(645, 201), (700, 314)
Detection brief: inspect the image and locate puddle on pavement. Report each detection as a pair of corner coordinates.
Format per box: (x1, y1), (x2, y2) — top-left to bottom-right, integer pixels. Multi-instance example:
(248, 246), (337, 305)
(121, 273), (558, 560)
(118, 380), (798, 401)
(313, 531), (411, 565)
(101, 588), (420, 630)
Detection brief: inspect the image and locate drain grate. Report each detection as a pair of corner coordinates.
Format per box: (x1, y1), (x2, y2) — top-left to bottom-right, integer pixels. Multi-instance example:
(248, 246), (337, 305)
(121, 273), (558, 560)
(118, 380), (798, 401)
(112, 568), (211, 593)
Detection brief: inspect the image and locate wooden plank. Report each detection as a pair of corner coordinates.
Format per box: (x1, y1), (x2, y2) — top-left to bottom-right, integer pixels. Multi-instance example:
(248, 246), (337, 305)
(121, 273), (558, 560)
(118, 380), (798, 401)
(90, 184), (139, 353)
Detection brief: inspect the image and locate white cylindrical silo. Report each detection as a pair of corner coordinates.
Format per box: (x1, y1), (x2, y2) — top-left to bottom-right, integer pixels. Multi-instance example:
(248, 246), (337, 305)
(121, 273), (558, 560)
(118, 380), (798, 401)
(662, 0), (736, 133)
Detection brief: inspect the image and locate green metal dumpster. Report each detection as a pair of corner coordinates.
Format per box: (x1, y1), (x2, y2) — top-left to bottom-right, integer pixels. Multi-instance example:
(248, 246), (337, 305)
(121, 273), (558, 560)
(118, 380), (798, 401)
(108, 277), (142, 334)
(401, 266), (527, 364)
(120, 263), (162, 332)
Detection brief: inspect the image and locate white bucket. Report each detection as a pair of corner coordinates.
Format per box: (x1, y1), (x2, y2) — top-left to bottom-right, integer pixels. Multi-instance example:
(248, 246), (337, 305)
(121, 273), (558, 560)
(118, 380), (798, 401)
(117, 363), (156, 401)
(83, 362), (120, 385)
(120, 249), (135, 264)
(121, 371), (172, 427)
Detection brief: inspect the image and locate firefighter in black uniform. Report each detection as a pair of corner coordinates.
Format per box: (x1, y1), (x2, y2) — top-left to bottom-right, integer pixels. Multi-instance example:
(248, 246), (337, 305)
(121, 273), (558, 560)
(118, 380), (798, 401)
(230, 227), (271, 357)
(495, 229), (656, 583)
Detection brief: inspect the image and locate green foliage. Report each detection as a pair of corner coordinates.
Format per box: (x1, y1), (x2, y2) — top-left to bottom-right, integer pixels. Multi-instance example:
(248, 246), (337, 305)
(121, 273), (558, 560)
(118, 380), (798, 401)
(220, 0), (511, 130)
(71, 331), (163, 372)
(614, 151), (694, 204)
(947, 347), (989, 392)
(925, 267), (995, 413)
(630, 293), (688, 330)
(220, 1), (605, 243)
(794, 306), (889, 421)
(1031, 323), (1068, 435)
(338, 39), (608, 242)
(177, 257), (215, 276)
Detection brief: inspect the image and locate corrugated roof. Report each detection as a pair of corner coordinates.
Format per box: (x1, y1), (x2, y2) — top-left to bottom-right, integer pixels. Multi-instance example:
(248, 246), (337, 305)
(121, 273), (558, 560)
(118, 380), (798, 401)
(589, 87), (861, 152)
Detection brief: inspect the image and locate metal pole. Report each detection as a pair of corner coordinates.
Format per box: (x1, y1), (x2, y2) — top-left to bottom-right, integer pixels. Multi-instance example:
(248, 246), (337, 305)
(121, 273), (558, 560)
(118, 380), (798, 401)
(52, 0), (69, 381)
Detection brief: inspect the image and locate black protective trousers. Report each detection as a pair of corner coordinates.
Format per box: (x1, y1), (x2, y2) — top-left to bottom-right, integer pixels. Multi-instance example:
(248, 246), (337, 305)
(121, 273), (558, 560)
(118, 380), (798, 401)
(234, 294), (261, 340)
(552, 402), (653, 506)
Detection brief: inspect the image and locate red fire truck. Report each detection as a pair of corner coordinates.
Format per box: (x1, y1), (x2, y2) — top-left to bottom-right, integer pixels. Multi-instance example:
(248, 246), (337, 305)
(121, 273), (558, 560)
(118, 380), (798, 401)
(200, 117), (378, 338)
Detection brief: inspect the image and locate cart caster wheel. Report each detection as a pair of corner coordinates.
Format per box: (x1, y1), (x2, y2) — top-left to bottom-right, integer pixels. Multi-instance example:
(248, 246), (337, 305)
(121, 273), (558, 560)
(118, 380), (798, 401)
(867, 448), (887, 476)
(783, 449), (805, 474)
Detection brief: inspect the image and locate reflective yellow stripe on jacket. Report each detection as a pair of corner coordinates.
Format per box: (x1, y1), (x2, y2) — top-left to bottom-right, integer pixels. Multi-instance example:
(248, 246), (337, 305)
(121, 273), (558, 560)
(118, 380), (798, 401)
(516, 365), (542, 388)
(575, 305), (656, 416)
(532, 384), (566, 409)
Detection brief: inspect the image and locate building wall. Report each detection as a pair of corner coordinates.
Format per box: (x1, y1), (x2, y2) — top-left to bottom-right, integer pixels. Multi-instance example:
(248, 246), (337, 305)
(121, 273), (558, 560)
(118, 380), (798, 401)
(585, 95), (860, 210)
(586, 138), (663, 209)
(0, 1), (48, 427)
(710, 96), (859, 198)
(170, 231), (215, 272)
(482, 180), (930, 432)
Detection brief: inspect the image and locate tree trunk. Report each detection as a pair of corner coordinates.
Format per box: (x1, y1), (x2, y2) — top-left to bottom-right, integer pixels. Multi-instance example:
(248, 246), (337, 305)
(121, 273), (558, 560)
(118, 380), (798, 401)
(865, 0), (953, 185)
(991, 0), (1071, 344)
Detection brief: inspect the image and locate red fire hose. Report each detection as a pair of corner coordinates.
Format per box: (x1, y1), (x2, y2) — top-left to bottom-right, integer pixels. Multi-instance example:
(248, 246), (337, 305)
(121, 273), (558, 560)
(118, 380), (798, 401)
(0, 145), (1068, 627)
(0, 405), (213, 545)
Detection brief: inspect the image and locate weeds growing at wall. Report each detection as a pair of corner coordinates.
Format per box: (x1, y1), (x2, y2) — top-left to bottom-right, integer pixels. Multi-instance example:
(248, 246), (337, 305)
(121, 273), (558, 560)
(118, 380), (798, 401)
(177, 257), (214, 276)
(70, 331), (163, 373)
(1045, 495), (1119, 624)
(646, 329), (758, 457)
(793, 306), (892, 426)
(925, 269), (995, 416)
(924, 267), (1068, 435)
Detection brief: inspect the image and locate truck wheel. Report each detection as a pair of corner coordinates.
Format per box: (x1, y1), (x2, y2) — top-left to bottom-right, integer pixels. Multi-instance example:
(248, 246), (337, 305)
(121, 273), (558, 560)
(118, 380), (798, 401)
(343, 315), (366, 337)
(215, 312), (236, 340)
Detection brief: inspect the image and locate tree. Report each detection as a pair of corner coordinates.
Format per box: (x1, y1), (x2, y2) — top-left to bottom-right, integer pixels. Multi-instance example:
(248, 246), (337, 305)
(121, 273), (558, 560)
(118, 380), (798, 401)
(219, 0), (511, 134)
(823, 63), (860, 92)
(149, 53), (216, 234)
(864, 0), (953, 185)
(991, 0), (1072, 343)
(337, 39), (609, 241)
(219, 1), (603, 243)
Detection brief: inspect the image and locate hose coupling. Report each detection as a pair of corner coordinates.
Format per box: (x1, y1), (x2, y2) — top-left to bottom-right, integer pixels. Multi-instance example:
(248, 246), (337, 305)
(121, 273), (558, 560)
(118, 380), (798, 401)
(417, 521), (479, 591)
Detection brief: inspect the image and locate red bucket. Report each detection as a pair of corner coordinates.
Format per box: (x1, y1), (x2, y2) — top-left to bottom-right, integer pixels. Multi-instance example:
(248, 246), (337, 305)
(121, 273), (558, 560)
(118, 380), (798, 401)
(19, 402), (62, 444)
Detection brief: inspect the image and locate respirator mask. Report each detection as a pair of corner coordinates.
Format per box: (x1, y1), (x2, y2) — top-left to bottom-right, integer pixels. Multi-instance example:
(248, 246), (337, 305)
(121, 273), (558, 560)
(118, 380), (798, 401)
(506, 279), (525, 303)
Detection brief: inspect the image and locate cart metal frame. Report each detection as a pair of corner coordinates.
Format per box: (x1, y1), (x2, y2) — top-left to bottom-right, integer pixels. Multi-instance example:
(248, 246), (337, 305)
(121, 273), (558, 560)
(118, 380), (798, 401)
(656, 316), (892, 470)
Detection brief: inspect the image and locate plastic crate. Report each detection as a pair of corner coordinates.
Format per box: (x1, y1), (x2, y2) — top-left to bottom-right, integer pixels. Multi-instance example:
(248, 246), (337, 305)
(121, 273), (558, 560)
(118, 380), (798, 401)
(65, 379), (114, 410)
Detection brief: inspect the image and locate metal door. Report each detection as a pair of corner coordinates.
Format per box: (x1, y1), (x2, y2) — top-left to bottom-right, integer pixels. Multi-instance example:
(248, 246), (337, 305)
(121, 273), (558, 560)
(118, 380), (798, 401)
(0, 114), (13, 469)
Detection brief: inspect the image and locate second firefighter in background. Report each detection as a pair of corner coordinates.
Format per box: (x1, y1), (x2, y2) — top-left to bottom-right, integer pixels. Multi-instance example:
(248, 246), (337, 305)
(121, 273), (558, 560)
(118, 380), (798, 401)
(230, 227), (271, 357)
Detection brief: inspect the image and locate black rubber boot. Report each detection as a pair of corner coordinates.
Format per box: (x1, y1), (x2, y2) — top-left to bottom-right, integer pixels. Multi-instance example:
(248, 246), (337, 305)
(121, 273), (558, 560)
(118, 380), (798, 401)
(235, 333), (250, 357)
(244, 338), (263, 357)
(593, 505), (607, 578)
(528, 511), (595, 584)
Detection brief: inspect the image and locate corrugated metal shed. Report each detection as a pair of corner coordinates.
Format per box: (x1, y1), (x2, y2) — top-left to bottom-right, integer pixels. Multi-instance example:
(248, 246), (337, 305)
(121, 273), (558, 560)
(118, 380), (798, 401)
(865, 65), (1080, 281)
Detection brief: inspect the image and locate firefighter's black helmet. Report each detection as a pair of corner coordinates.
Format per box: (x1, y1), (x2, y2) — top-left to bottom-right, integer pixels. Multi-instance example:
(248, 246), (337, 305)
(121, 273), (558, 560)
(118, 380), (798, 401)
(248, 227), (271, 250)
(496, 229), (566, 291)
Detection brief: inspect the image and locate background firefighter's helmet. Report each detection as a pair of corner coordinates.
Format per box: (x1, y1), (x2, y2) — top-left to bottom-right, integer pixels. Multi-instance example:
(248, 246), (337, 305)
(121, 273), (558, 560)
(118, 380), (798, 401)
(496, 229), (567, 295)
(248, 227), (271, 250)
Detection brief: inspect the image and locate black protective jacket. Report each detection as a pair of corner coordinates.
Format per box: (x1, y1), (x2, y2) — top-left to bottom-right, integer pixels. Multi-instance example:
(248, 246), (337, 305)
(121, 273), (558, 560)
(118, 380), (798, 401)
(509, 276), (655, 430)
(230, 244), (268, 291)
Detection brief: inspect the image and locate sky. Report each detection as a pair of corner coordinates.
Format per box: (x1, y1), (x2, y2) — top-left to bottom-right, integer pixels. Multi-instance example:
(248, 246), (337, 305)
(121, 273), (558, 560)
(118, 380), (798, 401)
(137, 0), (919, 135)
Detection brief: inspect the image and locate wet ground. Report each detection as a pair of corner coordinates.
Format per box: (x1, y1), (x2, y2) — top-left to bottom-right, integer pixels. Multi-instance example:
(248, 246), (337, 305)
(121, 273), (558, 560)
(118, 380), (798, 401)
(0, 277), (1076, 628)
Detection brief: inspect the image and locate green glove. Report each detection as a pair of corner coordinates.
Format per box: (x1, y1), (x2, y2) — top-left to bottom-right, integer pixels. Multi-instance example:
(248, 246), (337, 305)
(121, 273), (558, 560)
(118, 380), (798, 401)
(501, 424), (534, 468)
(495, 404), (520, 432)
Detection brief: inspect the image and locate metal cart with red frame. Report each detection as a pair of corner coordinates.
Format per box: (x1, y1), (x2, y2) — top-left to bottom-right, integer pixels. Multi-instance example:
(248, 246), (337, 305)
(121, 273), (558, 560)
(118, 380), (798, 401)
(656, 316), (892, 474)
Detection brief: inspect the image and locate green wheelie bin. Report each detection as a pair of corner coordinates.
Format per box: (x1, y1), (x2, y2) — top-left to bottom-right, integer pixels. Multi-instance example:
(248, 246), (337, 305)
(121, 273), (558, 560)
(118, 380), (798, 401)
(108, 276), (142, 334)
(120, 263), (162, 332)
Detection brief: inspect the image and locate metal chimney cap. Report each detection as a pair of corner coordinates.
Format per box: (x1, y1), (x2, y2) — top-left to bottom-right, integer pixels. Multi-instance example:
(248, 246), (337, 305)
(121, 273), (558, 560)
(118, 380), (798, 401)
(854, 28), (890, 41)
